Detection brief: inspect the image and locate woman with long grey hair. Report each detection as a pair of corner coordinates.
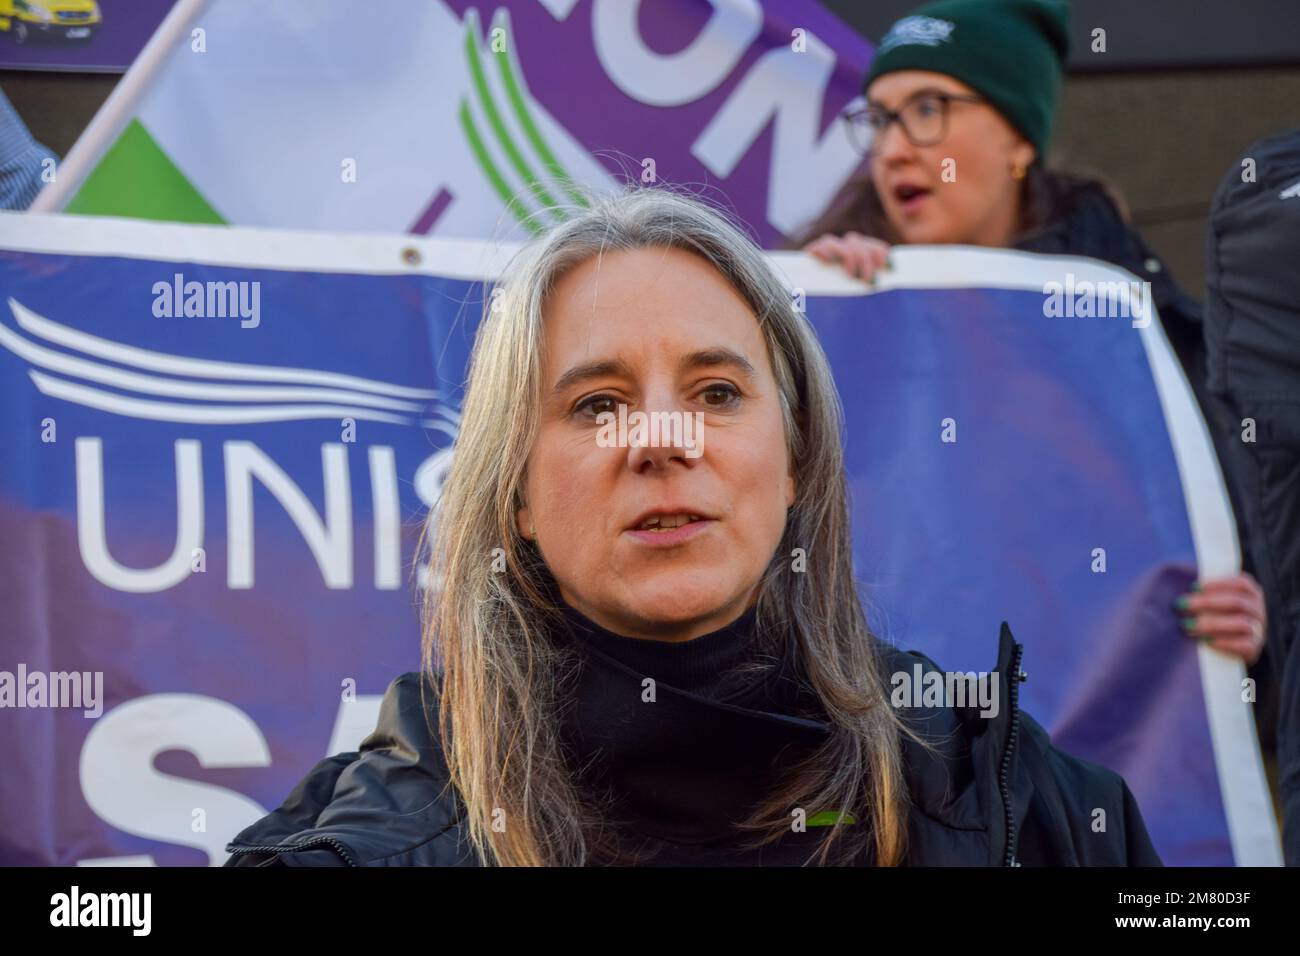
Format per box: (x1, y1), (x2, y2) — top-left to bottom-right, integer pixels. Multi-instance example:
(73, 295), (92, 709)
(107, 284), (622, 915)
(226, 185), (1160, 867)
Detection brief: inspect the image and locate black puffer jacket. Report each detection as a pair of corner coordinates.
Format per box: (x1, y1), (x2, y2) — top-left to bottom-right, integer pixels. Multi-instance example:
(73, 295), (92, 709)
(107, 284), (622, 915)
(224, 623), (1161, 867)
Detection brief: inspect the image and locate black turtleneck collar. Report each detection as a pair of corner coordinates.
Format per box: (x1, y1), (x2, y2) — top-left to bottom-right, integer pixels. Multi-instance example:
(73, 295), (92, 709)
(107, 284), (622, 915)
(553, 599), (834, 851)
(557, 601), (763, 702)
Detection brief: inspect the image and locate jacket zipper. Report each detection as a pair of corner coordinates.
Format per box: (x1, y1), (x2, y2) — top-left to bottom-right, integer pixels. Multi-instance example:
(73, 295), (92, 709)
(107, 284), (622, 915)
(998, 642), (1024, 867)
(226, 836), (359, 867)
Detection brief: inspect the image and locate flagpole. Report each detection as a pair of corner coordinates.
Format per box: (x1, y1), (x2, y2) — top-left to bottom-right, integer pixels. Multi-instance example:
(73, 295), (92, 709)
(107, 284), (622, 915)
(29, 0), (212, 213)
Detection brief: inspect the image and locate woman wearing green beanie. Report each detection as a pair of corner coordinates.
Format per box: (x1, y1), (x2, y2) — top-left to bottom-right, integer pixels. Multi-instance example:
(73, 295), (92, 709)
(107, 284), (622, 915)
(796, 0), (1267, 664)
(806, 0), (1067, 252)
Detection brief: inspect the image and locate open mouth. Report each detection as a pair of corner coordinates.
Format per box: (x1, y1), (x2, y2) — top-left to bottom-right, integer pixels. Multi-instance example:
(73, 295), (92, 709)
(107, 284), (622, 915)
(625, 511), (716, 546)
(634, 513), (702, 532)
(893, 183), (931, 210)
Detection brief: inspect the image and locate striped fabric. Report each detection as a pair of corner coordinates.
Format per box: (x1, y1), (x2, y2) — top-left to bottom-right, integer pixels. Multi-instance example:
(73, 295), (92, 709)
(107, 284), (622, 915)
(0, 90), (58, 211)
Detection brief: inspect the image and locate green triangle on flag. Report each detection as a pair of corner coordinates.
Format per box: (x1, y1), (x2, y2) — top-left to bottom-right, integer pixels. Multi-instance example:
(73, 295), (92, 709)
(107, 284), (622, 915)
(66, 119), (225, 224)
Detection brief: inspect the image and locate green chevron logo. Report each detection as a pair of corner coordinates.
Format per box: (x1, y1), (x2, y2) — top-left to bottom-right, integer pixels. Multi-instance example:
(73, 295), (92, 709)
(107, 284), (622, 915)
(460, 8), (590, 235)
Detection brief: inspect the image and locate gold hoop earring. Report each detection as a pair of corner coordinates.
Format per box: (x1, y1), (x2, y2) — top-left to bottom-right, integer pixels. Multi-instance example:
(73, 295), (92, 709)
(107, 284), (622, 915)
(1012, 162), (1027, 181)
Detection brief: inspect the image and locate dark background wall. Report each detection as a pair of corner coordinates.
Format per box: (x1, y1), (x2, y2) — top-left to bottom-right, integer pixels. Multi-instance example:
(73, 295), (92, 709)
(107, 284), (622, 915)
(1053, 66), (1300, 293)
(3, 70), (112, 157)
(4, 0), (1299, 298)
(831, 0), (1300, 70)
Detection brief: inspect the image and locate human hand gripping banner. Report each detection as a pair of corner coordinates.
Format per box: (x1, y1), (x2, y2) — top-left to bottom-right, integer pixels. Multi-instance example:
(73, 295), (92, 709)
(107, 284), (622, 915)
(0, 210), (1281, 866)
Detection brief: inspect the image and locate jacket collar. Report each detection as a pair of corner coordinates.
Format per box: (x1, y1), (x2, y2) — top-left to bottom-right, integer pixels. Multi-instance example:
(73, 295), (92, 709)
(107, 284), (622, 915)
(226, 617), (1031, 866)
(553, 602), (1028, 858)
(877, 622), (1028, 864)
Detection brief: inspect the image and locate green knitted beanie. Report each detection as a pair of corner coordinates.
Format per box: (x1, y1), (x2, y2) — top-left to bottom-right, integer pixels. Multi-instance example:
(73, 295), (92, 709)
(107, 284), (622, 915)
(864, 0), (1070, 161)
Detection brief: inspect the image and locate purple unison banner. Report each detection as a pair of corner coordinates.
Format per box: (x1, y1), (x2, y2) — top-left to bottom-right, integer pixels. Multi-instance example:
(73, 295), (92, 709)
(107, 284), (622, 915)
(0, 211), (1281, 866)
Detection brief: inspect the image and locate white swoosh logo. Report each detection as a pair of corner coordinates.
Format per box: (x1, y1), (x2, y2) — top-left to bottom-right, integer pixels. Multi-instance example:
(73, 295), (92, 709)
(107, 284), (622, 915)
(2, 297), (459, 434)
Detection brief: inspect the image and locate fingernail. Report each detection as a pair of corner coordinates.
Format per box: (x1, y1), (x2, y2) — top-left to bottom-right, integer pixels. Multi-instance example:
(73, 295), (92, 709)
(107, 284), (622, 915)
(1180, 616), (1198, 633)
(1174, 595), (1191, 610)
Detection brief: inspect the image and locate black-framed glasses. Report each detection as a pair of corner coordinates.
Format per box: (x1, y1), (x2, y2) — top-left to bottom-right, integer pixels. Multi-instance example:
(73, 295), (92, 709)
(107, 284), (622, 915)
(842, 91), (987, 154)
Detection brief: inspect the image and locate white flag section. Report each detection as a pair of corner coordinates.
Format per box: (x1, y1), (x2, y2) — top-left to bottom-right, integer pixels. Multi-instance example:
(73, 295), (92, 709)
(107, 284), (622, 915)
(132, 3), (621, 233)
(32, 0), (874, 245)
(36, 0), (613, 235)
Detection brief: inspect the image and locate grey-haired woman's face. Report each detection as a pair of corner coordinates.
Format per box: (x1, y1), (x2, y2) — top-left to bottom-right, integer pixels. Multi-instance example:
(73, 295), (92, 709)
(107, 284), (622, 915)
(518, 245), (795, 642)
